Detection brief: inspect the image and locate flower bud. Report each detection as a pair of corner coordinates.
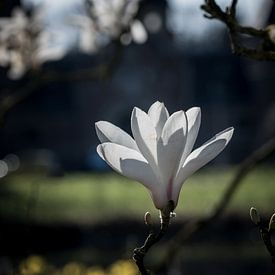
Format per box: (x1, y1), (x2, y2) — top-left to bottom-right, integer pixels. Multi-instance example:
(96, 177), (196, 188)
(268, 213), (275, 231)
(250, 207), (261, 225)
(170, 212), (176, 218)
(144, 212), (153, 226)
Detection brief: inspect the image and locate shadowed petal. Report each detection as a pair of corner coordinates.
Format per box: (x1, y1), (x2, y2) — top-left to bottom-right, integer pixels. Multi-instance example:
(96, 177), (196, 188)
(148, 101), (169, 137)
(173, 127), (234, 205)
(121, 158), (167, 210)
(131, 107), (159, 175)
(157, 111), (187, 190)
(95, 121), (138, 151)
(98, 142), (157, 191)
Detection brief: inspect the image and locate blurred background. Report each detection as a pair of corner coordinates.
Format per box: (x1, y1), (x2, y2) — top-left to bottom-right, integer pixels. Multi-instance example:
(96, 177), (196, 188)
(0, 0), (275, 274)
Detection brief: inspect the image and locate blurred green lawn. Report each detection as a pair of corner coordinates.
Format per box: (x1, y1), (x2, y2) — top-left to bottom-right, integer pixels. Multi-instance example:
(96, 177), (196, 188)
(0, 166), (274, 224)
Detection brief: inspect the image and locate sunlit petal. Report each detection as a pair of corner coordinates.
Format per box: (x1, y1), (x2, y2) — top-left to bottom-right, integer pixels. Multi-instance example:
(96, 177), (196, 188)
(148, 101), (169, 138)
(98, 142), (157, 191)
(99, 142), (167, 209)
(173, 127), (234, 205)
(95, 121), (138, 151)
(157, 111), (187, 190)
(131, 107), (159, 175)
(185, 107), (201, 156)
(178, 107), (201, 167)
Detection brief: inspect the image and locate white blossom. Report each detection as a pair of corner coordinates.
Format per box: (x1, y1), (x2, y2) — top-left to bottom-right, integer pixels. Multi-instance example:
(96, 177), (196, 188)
(95, 101), (234, 210)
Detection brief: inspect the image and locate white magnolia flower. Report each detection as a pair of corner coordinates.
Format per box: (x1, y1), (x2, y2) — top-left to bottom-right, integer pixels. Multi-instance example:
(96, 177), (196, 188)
(95, 101), (234, 210)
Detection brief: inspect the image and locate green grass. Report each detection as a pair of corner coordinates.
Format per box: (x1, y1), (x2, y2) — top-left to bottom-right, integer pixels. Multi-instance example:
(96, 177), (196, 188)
(0, 166), (274, 224)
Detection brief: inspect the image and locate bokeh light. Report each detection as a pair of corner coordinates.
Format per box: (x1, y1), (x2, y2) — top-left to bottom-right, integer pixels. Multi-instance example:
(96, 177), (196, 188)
(0, 160), (8, 178)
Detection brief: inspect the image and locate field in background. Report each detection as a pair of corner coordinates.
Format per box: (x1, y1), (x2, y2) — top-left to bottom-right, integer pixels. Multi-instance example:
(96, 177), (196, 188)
(0, 166), (274, 224)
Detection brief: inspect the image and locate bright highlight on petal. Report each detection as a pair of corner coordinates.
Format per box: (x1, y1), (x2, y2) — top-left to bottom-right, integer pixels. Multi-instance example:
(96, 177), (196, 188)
(173, 127), (234, 204)
(98, 142), (157, 191)
(95, 101), (234, 210)
(184, 107), (201, 158)
(95, 121), (138, 151)
(148, 101), (169, 138)
(157, 111), (187, 188)
(131, 107), (159, 175)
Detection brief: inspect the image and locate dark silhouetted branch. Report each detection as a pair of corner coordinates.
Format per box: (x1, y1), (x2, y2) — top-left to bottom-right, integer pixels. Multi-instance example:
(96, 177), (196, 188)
(201, 0), (275, 61)
(250, 207), (275, 273)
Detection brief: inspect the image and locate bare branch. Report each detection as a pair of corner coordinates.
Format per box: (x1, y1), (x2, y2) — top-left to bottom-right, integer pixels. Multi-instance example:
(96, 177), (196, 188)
(250, 208), (275, 270)
(201, 0), (275, 61)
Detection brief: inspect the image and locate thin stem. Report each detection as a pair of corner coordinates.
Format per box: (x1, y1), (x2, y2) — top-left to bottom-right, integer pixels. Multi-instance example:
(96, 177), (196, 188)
(133, 201), (174, 274)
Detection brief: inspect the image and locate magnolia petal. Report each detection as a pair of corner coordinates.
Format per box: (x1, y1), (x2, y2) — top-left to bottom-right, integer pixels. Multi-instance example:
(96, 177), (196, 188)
(185, 107), (201, 157)
(157, 111), (187, 191)
(173, 127), (234, 205)
(149, 185), (170, 210)
(148, 101), (169, 138)
(98, 142), (166, 209)
(161, 111), (188, 144)
(98, 142), (157, 191)
(95, 121), (138, 151)
(131, 107), (159, 174)
(96, 144), (104, 160)
(178, 107), (201, 169)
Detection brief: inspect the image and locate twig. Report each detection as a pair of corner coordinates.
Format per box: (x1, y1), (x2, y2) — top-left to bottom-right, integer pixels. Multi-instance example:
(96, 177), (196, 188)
(201, 0), (275, 61)
(250, 208), (275, 273)
(156, 136), (275, 272)
(133, 201), (174, 275)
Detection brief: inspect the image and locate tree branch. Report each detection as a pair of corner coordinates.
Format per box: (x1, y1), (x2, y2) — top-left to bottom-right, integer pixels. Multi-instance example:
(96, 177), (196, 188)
(201, 0), (275, 61)
(250, 208), (275, 273)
